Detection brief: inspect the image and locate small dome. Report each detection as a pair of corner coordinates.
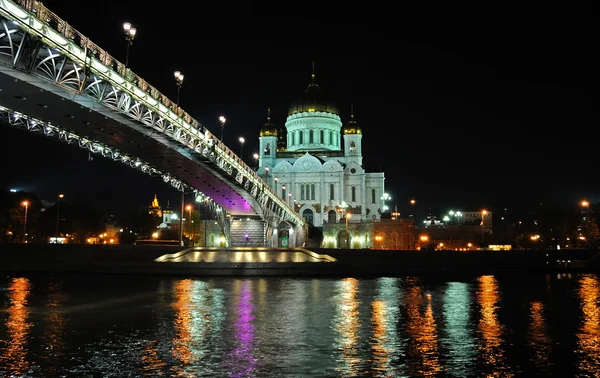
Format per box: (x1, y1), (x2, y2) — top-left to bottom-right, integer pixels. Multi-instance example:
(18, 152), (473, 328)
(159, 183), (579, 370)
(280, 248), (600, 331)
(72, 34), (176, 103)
(343, 107), (362, 135)
(288, 73), (338, 116)
(259, 107), (277, 137)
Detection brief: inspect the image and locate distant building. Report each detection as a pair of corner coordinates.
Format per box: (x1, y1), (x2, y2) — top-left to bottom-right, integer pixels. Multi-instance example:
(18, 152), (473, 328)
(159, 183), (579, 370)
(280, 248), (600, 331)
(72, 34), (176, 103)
(148, 194), (162, 218)
(158, 200), (178, 230)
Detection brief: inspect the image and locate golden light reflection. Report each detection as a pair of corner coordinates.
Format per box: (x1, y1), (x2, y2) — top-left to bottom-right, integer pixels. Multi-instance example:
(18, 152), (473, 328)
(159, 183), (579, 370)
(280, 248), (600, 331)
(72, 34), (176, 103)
(370, 277), (401, 377)
(1, 277), (33, 376)
(404, 280), (442, 377)
(476, 275), (513, 377)
(576, 274), (600, 375)
(333, 278), (361, 376)
(40, 282), (67, 375)
(140, 340), (167, 377)
(528, 301), (552, 372)
(172, 279), (195, 366)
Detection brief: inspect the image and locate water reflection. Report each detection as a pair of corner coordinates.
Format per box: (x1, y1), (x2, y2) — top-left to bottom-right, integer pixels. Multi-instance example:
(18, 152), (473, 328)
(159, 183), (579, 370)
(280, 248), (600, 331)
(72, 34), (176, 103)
(370, 277), (403, 377)
(527, 300), (552, 373)
(0, 277), (32, 376)
(404, 278), (442, 377)
(576, 274), (600, 375)
(40, 281), (67, 375)
(229, 280), (258, 377)
(476, 275), (513, 377)
(442, 282), (476, 376)
(140, 339), (167, 377)
(333, 278), (361, 376)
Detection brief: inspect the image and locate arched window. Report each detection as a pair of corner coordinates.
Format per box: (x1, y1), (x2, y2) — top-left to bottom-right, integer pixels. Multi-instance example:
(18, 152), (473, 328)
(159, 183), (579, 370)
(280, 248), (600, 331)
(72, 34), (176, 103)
(371, 188), (376, 204)
(351, 186), (356, 202)
(264, 143), (270, 155)
(330, 184), (335, 200)
(320, 130), (324, 143)
(302, 208), (314, 225)
(300, 184), (305, 200)
(350, 141), (356, 152)
(311, 184), (315, 200)
(309, 130), (314, 143)
(328, 210), (337, 223)
(330, 131), (334, 145)
(299, 131), (303, 144)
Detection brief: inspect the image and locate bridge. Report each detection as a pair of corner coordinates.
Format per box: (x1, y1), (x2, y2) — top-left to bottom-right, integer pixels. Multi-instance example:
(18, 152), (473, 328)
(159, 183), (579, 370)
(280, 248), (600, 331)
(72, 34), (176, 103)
(0, 0), (306, 247)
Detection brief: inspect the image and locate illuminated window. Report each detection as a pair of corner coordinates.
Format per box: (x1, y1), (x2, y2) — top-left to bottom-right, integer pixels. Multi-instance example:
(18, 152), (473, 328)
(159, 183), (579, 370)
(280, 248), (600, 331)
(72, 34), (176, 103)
(264, 143), (270, 155)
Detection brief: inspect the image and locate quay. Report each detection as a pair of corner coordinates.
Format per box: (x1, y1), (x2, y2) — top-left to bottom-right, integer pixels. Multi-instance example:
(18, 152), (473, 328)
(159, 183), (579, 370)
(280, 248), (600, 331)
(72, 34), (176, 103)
(1, 244), (600, 277)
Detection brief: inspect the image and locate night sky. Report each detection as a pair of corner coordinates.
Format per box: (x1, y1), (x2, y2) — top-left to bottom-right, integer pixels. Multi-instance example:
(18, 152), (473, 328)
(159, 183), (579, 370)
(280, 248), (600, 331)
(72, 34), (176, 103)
(1, 1), (598, 217)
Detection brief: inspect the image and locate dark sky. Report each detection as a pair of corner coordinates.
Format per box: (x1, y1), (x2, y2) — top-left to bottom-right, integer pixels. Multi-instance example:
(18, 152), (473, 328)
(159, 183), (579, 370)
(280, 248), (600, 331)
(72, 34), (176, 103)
(1, 0), (598, 218)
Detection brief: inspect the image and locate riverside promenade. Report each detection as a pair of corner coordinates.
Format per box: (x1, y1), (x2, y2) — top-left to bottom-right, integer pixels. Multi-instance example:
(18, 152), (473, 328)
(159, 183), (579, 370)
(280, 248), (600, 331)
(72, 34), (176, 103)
(0, 244), (599, 277)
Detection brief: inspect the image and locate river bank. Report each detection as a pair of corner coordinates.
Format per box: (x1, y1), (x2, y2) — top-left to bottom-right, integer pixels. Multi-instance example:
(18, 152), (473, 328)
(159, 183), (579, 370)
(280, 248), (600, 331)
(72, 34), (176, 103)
(0, 244), (598, 277)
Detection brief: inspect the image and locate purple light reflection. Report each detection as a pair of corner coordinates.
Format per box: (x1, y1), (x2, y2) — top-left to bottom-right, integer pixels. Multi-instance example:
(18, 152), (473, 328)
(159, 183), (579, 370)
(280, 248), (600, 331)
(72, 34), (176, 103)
(228, 281), (258, 377)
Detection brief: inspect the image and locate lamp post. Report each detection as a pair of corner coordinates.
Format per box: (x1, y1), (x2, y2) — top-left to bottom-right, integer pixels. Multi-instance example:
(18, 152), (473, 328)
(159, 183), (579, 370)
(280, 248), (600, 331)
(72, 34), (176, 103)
(582, 200), (590, 248)
(122, 22), (137, 67)
(281, 184), (286, 199)
(179, 191), (184, 247)
(253, 153), (259, 170)
(381, 193), (390, 213)
(481, 209), (488, 242)
(21, 200), (28, 243)
(186, 204), (192, 245)
(56, 193), (64, 243)
(346, 212), (351, 248)
(174, 71), (184, 106)
(274, 177), (278, 195)
(239, 137), (245, 158)
(219, 116), (226, 142)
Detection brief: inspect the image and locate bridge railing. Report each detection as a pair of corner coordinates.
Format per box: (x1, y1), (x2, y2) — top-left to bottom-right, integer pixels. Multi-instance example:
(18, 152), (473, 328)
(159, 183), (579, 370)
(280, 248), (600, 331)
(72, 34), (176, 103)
(8, 0), (301, 224)
(14, 0), (197, 129)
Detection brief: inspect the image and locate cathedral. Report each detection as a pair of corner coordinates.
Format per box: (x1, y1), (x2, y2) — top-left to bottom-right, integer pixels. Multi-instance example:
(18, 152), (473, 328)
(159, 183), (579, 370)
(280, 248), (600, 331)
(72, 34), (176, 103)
(257, 69), (385, 228)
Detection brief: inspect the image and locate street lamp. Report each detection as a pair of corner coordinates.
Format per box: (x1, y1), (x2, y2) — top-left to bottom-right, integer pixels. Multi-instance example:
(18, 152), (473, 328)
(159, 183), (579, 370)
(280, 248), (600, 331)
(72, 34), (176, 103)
(481, 209), (488, 242)
(56, 193), (64, 243)
(239, 137), (245, 158)
(281, 184), (286, 199)
(582, 200), (590, 248)
(21, 200), (28, 243)
(122, 22), (137, 67)
(219, 116), (226, 142)
(381, 193), (391, 212)
(186, 204), (192, 244)
(274, 177), (278, 194)
(346, 212), (351, 248)
(174, 71), (184, 106)
(253, 153), (259, 169)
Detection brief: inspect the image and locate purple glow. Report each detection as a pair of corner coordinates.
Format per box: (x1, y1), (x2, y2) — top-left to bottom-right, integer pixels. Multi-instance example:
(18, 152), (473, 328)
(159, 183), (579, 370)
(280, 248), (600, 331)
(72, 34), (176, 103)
(244, 234), (249, 239)
(228, 281), (258, 377)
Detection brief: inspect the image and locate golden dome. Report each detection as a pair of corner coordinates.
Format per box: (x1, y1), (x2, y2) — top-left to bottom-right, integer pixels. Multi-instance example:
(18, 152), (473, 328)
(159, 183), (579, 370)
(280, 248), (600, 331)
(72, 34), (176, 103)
(343, 106), (362, 135)
(288, 73), (338, 116)
(259, 107), (278, 137)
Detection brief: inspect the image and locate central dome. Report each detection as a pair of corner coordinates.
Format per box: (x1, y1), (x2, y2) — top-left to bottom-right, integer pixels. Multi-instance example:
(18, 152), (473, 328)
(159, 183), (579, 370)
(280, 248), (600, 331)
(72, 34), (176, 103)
(288, 74), (339, 116)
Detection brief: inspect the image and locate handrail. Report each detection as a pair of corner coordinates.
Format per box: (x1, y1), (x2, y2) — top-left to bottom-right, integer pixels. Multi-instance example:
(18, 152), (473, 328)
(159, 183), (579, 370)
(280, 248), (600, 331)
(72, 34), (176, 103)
(5, 0), (302, 224)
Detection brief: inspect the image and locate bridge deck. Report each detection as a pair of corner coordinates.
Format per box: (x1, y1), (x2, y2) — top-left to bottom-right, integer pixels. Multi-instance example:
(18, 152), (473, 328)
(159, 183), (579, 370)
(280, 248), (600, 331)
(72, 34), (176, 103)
(0, 70), (257, 216)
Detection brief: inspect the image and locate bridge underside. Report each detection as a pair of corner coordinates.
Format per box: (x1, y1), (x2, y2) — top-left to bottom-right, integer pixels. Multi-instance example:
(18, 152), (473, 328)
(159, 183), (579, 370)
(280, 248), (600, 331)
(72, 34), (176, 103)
(0, 71), (260, 217)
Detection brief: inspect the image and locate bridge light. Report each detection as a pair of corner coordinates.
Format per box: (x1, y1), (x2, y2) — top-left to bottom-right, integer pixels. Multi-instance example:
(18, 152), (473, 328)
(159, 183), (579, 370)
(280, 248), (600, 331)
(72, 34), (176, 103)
(219, 116), (226, 141)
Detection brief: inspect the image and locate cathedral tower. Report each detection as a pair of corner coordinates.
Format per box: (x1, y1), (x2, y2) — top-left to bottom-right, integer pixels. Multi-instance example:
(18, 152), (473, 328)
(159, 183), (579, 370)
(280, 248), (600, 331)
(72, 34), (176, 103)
(343, 105), (363, 166)
(258, 107), (277, 168)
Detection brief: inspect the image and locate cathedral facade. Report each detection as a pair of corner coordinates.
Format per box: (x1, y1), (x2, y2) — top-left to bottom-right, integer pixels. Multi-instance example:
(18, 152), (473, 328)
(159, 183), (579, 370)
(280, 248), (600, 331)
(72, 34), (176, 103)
(257, 71), (385, 228)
